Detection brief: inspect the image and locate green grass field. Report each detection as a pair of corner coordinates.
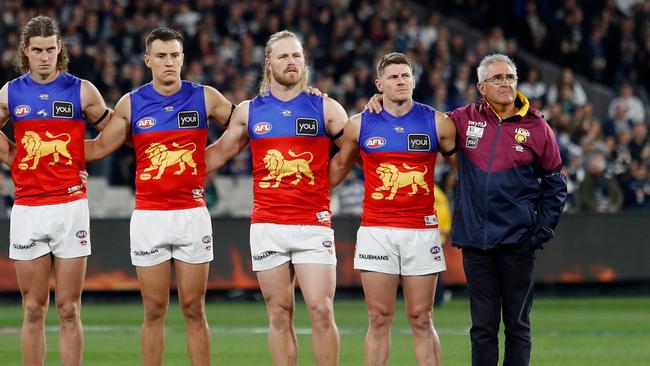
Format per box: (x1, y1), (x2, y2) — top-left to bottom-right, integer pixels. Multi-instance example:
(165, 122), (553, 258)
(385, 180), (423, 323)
(0, 296), (648, 365)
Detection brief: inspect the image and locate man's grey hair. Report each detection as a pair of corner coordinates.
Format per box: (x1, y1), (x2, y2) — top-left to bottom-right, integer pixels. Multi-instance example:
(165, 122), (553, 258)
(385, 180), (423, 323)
(476, 53), (517, 83)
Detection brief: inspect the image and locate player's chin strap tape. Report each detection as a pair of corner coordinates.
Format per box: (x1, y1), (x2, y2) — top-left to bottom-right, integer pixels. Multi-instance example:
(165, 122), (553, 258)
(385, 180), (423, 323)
(441, 145), (457, 157)
(224, 104), (236, 128)
(328, 129), (344, 140)
(92, 109), (110, 126)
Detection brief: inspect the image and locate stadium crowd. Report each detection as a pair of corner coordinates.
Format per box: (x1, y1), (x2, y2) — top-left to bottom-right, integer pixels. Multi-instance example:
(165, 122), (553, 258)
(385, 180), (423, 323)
(0, 0), (649, 216)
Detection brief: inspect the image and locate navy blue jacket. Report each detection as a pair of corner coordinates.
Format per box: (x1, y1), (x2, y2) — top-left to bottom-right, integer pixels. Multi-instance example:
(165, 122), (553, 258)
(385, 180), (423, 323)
(448, 92), (567, 250)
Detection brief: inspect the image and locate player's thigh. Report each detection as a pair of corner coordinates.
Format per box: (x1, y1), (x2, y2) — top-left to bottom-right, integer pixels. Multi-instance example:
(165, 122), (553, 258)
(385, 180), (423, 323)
(294, 263), (336, 305)
(257, 262), (296, 308)
(360, 271), (399, 314)
(401, 273), (438, 316)
(175, 260), (209, 307)
(15, 254), (52, 306)
(136, 261), (172, 308)
(52, 256), (87, 304)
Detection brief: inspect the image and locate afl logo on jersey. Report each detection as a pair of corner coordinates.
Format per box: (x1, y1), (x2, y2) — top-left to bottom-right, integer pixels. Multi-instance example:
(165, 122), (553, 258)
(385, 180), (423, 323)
(137, 117), (157, 129)
(364, 137), (386, 149)
(253, 122), (272, 135)
(14, 105), (31, 117)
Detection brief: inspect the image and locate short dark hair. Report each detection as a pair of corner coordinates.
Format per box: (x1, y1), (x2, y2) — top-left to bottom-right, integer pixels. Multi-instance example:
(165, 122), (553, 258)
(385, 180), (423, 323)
(376, 52), (412, 77)
(145, 27), (183, 54)
(15, 15), (69, 73)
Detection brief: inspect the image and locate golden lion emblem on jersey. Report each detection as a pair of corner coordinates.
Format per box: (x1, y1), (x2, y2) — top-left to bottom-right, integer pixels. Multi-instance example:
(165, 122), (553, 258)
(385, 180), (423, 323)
(372, 162), (430, 200)
(18, 131), (73, 170)
(140, 142), (197, 180)
(259, 149), (315, 188)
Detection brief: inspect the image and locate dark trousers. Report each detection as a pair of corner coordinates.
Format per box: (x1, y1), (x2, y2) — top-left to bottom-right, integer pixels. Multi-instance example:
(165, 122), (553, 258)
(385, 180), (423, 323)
(462, 245), (536, 366)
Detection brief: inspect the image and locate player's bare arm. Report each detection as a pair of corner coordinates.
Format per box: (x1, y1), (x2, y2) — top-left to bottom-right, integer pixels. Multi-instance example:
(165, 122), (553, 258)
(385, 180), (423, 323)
(0, 83), (16, 166)
(85, 93), (131, 162)
(329, 113), (361, 188)
(436, 111), (458, 168)
(80, 79), (113, 131)
(323, 96), (348, 148)
(204, 100), (250, 174)
(204, 85), (234, 126)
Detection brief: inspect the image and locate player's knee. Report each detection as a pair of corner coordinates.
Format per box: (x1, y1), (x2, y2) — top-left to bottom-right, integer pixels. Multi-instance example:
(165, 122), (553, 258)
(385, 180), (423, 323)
(407, 307), (433, 333)
(268, 302), (293, 331)
(144, 301), (168, 323)
(308, 300), (334, 328)
(23, 301), (47, 324)
(180, 300), (206, 323)
(367, 306), (394, 331)
(56, 301), (80, 323)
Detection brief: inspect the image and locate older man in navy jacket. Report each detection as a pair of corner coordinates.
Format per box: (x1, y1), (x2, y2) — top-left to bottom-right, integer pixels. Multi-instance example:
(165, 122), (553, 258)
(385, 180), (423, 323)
(448, 54), (567, 366)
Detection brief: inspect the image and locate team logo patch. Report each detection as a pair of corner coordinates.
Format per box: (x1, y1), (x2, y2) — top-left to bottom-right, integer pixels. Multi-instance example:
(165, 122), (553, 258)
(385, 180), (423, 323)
(364, 137), (386, 149)
(316, 210), (331, 223)
(178, 111), (199, 128)
(52, 101), (73, 118)
(139, 142), (198, 180)
(39, 94), (49, 100)
(394, 126), (404, 133)
(18, 131), (73, 170)
(430, 246), (441, 254)
(466, 125), (484, 138)
(76, 230), (88, 238)
(253, 122), (272, 135)
(137, 117), (157, 129)
(408, 134), (431, 151)
(202, 235), (212, 244)
(282, 110), (292, 117)
(466, 136), (479, 149)
(192, 187), (204, 199)
(424, 214), (438, 226)
(259, 149), (315, 188)
(372, 163), (429, 200)
(295, 118), (318, 136)
(164, 106), (174, 112)
(322, 240), (333, 248)
(514, 128), (530, 144)
(14, 105), (31, 117)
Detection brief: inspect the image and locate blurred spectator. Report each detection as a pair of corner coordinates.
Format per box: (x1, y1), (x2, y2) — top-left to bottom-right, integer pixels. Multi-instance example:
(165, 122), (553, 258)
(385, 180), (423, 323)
(579, 150), (623, 213)
(547, 68), (587, 107)
(518, 67), (546, 102)
(607, 82), (645, 124)
(622, 160), (650, 209)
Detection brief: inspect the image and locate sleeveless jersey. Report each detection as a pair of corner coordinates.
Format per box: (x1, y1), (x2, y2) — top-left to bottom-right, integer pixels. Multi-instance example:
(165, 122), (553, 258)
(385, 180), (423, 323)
(130, 81), (207, 210)
(8, 72), (86, 205)
(359, 102), (439, 229)
(248, 92), (331, 226)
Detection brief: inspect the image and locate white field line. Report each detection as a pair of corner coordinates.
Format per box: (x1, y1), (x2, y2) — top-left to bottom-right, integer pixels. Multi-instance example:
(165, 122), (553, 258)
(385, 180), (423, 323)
(1, 326), (648, 337)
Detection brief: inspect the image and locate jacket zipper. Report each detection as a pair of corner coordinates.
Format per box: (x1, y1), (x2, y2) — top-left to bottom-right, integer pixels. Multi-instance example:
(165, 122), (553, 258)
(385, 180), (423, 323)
(483, 117), (502, 249)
